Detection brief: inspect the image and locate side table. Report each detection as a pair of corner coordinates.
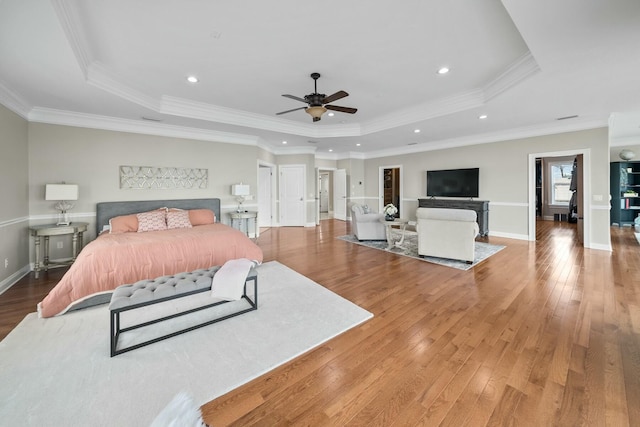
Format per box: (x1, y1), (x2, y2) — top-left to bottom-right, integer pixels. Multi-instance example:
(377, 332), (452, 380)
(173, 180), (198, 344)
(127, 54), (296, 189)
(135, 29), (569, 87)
(229, 211), (258, 239)
(29, 222), (88, 278)
(380, 218), (409, 250)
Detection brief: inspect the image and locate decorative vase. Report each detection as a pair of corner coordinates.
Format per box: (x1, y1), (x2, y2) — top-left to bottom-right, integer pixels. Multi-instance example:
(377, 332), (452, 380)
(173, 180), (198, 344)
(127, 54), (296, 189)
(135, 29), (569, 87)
(385, 214), (395, 221)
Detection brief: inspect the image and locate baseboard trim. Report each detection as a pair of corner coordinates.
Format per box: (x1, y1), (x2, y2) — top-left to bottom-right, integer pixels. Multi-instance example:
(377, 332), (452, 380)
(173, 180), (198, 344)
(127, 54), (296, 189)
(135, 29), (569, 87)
(0, 265), (31, 296)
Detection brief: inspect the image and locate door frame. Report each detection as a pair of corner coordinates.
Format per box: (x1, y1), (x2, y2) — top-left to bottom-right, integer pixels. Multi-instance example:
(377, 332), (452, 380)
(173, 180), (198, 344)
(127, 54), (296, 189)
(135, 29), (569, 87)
(379, 165), (403, 217)
(316, 167), (336, 225)
(257, 160), (276, 228)
(528, 149), (591, 247)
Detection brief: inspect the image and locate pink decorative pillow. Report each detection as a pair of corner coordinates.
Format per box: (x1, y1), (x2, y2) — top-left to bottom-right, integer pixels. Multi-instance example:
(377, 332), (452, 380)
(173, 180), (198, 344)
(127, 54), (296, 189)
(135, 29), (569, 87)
(167, 209), (192, 229)
(188, 209), (216, 226)
(109, 214), (138, 234)
(137, 210), (167, 232)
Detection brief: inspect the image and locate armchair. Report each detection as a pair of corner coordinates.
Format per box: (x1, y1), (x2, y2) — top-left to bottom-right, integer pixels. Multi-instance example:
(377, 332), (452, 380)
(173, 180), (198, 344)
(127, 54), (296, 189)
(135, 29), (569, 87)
(350, 204), (387, 241)
(416, 207), (479, 263)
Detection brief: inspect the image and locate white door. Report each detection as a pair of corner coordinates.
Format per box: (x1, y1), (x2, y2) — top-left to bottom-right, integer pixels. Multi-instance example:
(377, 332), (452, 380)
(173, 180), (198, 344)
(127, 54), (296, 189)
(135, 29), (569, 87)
(334, 169), (347, 221)
(258, 165), (273, 227)
(280, 165), (305, 226)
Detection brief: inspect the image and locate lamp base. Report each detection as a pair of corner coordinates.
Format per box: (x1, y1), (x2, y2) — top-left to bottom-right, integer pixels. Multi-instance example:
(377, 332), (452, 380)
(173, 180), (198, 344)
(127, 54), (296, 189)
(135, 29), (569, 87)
(56, 212), (71, 226)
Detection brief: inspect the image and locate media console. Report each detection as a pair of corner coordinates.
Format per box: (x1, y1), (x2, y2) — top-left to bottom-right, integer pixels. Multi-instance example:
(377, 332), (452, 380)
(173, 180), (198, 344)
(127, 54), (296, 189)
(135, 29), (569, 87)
(418, 198), (489, 236)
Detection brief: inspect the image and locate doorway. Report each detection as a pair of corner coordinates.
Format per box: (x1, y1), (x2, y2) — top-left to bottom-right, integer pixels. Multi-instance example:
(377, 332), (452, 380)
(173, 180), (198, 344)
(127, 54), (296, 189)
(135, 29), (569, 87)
(258, 162), (276, 228)
(380, 166), (402, 218)
(529, 150), (590, 247)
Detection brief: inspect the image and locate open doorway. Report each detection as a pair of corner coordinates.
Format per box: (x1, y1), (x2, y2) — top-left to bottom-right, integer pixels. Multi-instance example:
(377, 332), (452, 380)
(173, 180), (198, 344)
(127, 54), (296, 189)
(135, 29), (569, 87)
(319, 171), (332, 220)
(379, 166), (402, 218)
(529, 150), (590, 247)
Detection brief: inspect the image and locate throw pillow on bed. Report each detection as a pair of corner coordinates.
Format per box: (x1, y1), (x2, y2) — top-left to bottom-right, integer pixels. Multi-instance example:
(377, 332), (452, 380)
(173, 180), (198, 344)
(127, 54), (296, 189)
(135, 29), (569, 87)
(167, 209), (193, 229)
(188, 209), (216, 225)
(109, 214), (138, 233)
(137, 210), (168, 232)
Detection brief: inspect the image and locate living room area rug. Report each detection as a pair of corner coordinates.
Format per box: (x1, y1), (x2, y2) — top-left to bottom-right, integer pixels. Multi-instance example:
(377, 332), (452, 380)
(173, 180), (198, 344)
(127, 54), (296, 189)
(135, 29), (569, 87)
(0, 261), (372, 427)
(338, 231), (505, 270)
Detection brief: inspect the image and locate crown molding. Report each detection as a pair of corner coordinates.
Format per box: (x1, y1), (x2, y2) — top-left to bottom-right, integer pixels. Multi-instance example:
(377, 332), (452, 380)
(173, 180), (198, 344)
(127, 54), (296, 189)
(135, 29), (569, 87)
(161, 95), (363, 138)
(50, 0), (92, 77)
(362, 116), (608, 159)
(0, 80), (31, 119)
(360, 90), (485, 135)
(483, 51), (541, 101)
(87, 62), (161, 111)
(610, 135), (640, 146)
(270, 145), (317, 156)
(27, 107), (259, 145)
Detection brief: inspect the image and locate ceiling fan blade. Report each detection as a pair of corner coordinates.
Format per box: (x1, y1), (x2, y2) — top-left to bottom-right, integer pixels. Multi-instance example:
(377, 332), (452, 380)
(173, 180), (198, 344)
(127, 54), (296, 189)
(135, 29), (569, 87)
(276, 106), (307, 115)
(322, 90), (348, 104)
(282, 94), (307, 103)
(325, 104), (357, 114)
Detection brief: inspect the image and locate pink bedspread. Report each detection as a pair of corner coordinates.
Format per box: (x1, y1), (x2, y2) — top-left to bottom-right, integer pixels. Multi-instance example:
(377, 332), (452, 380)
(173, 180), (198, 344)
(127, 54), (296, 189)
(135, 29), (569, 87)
(38, 224), (263, 317)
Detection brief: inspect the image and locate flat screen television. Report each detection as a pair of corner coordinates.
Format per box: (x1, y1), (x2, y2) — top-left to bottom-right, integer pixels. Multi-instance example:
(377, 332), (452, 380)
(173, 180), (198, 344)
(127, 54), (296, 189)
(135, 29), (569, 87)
(426, 168), (479, 198)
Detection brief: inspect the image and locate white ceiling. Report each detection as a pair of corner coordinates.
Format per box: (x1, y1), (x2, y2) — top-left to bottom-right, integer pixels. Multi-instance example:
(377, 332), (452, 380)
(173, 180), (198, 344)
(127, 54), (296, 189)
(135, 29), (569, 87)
(1, 0), (640, 158)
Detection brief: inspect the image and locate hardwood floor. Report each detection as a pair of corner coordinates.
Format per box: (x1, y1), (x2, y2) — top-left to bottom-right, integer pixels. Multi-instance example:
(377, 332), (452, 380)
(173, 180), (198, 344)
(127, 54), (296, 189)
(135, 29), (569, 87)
(2, 220), (639, 426)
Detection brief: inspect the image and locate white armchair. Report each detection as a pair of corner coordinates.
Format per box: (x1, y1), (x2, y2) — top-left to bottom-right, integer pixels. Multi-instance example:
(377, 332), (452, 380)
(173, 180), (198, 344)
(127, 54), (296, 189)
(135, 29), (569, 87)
(351, 204), (387, 241)
(416, 207), (479, 263)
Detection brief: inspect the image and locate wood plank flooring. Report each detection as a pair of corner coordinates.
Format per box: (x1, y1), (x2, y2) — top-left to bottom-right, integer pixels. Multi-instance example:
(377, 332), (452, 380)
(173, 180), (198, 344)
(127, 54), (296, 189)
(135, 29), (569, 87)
(1, 220), (639, 426)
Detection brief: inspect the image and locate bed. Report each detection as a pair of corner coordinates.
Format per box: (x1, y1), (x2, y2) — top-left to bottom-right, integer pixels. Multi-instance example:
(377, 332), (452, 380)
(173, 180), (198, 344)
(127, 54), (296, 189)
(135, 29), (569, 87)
(37, 198), (263, 318)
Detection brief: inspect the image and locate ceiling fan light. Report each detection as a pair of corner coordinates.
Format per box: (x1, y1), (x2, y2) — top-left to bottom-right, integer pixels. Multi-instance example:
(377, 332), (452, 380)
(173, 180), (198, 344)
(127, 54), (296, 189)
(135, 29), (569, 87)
(305, 106), (327, 121)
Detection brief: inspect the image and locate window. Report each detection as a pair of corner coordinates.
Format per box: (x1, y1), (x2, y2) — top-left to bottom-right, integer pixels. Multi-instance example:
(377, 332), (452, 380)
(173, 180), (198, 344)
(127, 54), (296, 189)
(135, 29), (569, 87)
(549, 161), (573, 205)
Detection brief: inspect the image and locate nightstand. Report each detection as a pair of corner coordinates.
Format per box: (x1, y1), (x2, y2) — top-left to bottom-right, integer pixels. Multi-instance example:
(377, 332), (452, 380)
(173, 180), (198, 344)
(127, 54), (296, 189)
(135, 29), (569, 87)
(29, 222), (88, 278)
(229, 211), (258, 238)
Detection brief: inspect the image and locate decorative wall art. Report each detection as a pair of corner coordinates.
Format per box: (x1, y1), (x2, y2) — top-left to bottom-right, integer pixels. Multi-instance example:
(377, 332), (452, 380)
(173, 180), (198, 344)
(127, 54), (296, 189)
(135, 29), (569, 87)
(119, 166), (208, 189)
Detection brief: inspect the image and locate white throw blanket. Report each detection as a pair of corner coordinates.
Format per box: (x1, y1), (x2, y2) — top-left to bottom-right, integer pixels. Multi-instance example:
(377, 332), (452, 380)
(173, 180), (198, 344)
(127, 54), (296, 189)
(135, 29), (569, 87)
(211, 258), (256, 300)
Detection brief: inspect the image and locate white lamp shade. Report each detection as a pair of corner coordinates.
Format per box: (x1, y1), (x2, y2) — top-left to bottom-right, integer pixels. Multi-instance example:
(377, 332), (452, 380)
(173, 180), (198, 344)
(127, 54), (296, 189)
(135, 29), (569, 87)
(231, 184), (250, 196)
(45, 184), (78, 201)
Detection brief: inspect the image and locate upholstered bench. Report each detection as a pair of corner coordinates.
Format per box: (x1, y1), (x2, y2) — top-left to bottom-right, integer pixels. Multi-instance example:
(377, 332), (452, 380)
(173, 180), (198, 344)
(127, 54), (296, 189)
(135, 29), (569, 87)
(110, 266), (258, 356)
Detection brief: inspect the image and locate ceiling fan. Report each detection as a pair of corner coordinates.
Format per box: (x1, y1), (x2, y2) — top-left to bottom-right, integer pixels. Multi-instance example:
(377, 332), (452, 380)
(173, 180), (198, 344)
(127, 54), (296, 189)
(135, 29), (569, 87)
(276, 72), (357, 122)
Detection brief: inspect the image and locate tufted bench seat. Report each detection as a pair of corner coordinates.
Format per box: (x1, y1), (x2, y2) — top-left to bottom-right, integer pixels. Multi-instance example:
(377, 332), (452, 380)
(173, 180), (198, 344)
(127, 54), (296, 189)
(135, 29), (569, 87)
(110, 266), (258, 356)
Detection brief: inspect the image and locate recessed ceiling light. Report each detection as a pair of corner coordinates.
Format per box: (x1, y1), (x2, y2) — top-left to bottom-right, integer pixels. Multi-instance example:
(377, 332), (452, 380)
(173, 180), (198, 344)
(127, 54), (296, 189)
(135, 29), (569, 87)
(282, 140), (287, 144)
(329, 149), (333, 152)
(478, 114), (488, 119)
(186, 76), (199, 83)
(437, 67), (450, 75)
(356, 143), (361, 146)
(414, 129), (421, 133)
(328, 112), (335, 117)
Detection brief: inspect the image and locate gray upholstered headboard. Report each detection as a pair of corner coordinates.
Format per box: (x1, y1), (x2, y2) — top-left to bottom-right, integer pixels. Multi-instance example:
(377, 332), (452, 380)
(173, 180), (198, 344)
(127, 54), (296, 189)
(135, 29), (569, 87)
(95, 198), (221, 235)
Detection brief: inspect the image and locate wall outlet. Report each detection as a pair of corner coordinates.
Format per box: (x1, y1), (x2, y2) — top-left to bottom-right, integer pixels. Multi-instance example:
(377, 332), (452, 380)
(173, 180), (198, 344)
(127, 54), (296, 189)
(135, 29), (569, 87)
(4, 258), (8, 269)
(57, 242), (64, 249)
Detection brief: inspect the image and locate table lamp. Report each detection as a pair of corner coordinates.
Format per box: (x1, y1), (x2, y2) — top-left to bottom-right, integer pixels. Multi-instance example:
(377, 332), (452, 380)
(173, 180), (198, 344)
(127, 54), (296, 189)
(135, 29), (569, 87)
(45, 183), (78, 226)
(231, 183), (250, 212)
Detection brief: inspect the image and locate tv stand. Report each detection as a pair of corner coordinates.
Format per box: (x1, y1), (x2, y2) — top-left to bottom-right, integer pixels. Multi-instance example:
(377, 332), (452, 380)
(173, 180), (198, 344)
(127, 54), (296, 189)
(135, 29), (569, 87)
(418, 198), (489, 236)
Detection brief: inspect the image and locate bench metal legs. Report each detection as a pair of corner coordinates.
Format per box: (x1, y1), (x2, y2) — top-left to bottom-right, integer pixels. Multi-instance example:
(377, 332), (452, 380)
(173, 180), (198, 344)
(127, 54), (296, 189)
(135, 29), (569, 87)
(110, 274), (258, 357)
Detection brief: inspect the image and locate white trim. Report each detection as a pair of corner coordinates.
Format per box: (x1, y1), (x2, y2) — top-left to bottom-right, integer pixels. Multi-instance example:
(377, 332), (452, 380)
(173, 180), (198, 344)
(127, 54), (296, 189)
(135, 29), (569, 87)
(28, 108), (259, 146)
(0, 216), (29, 228)
(487, 231), (530, 241)
(488, 201), (528, 207)
(0, 265), (31, 296)
(528, 149), (593, 248)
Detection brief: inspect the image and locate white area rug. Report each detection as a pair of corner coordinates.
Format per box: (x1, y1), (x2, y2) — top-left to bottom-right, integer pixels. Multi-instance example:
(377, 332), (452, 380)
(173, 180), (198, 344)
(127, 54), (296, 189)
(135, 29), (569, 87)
(0, 261), (372, 427)
(338, 231), (505, 270)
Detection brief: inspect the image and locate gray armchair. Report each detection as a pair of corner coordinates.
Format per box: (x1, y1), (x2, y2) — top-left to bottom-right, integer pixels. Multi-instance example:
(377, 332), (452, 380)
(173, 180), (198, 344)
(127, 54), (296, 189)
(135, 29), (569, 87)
(351, 204), (386, 241)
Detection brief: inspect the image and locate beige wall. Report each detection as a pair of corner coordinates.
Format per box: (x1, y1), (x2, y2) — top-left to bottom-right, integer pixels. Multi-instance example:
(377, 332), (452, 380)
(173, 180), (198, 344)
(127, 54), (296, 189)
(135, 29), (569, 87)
(0, 104), (30, 290)
(28, 123), (259, 258)
(363, 127), (611, 249)
(0, 112), (615, 291)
